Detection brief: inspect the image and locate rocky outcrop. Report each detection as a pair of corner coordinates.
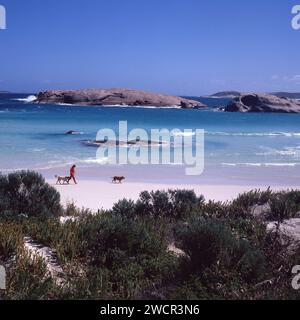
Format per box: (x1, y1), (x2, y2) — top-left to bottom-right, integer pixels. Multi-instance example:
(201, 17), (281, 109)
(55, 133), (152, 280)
(272, 92), (300, 99)
(267, 219), (300, 252)
(36, 88), (206, 109)
(211, 91), (241, 99)
(83, 138), (166, 147)
(225, 93), (300, 113)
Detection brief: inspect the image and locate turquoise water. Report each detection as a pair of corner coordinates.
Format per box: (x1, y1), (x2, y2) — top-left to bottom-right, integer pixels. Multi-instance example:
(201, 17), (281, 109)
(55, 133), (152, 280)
(1, 94), (300, 175)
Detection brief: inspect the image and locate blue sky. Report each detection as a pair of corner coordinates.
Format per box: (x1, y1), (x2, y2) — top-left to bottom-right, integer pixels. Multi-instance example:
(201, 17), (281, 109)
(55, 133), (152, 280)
(0, 0), (300, 95)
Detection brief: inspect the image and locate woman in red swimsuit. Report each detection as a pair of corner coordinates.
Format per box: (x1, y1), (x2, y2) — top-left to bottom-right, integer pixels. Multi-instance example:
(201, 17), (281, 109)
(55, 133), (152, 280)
(70, 165), (77, 184)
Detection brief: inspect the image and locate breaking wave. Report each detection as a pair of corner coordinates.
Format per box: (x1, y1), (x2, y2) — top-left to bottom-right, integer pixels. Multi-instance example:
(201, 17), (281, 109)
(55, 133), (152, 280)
(13, 95), (37, 103)
(222, 162), (298, 167)
(206, 131), (300, 137)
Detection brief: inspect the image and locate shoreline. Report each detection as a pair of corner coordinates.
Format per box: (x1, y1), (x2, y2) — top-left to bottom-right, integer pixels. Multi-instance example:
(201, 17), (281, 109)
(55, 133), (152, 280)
(38, 165), (300, 211)
(53, 179), (294, 211)
(2, 164), (300, 211)
(50, 179), (261, 211)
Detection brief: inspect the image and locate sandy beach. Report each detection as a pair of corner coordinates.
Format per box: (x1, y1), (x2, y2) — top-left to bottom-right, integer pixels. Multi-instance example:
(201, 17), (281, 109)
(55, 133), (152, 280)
(37, 164), (300, 210)
(51, 178), (291, 211)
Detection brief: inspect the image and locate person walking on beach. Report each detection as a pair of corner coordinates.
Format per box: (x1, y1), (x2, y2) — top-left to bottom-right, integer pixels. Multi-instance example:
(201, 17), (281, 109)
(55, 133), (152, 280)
(70, 165), (77, 184)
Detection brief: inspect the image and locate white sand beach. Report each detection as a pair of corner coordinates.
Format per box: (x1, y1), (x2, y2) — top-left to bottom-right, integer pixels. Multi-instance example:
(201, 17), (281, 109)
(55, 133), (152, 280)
(52, 178), (289, 211)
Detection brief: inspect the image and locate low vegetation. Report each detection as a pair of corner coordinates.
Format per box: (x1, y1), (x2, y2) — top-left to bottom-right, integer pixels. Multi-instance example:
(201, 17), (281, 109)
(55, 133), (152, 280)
(0, 171), (299, 300)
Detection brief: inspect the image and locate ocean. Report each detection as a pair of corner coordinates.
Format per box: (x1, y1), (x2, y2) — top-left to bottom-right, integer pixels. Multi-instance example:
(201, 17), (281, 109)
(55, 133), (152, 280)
(1, 93), (300, 186)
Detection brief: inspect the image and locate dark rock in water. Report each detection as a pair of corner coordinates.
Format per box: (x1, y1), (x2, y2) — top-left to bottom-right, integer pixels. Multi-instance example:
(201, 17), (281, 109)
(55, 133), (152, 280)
(36, 88), (206, 109)
(65, 130), (77, 135)
(225, 93), (300, 113)
(83, 138), (166, 147)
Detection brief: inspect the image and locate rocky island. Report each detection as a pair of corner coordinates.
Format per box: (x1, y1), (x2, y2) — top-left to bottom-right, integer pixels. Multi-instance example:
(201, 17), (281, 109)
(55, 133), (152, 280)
(36, 88), (206, 109)
(224, 93), (300, 113)
(210, 91), (241, 99)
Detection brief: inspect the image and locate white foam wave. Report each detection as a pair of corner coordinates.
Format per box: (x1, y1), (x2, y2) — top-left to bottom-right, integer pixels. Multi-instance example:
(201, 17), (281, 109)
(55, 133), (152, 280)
(222, 162), (298, 167)
(57, 103), (73, 106)
(207, 131), (300, 137)
(13, 95), (37, 103)
(172, 131), (195, 137)
(28, 148), (46, 153)
(255, 146), (300, 156)
(80, 158), (109, 164)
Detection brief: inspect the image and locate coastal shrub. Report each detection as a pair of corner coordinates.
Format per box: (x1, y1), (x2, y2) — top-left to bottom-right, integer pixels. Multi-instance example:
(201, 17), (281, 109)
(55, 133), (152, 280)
(63, 201), (93, 217)
(232, 188), (272, 209)
(229, 188), (273, 219)
(112, 199), (136, 218)
(175, 217), (236, 271)
(229, 189), (300, 221)
(268, 190), (300, 221)
(234, 239), (266, 282)
(169, 189), (204, 218)
(52, 213), (176, 299)
(226, 218), (267, 248)
(0, 171), (62, 218)
(198, 200), (229, 219)
(134, 189), (203, 219)
(86, 215), (167, 265)
(174, 217), (266, 282)
(1, 181), (299, 300)
(22, 217), (83, 264)
(4, 250), (54, 300)
(0, 222), (23, 262)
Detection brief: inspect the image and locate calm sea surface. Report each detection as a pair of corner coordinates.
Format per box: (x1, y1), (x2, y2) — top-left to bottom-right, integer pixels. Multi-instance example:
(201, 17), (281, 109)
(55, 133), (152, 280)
(1, 93), (300, 185)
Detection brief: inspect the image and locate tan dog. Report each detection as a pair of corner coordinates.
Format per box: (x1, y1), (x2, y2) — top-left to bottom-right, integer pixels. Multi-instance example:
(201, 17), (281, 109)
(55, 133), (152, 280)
(112, 176), (125, 184)
(55, 175), (72, 185)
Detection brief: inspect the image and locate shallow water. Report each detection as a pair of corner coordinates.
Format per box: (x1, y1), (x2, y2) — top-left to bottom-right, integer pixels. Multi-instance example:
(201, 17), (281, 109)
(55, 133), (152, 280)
(1, 93), (300, 185)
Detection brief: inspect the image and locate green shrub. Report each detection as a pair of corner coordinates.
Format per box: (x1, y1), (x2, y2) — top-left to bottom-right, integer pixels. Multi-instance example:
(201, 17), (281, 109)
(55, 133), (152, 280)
(112, 199), (136, 218)
(0, 222), (23, 262)
(268, 190), (300, 221)
(4, 250), (54, 300)
(134, 189), (204, 219)
(234, 239), (266, 282)
(175, 217), (266, 283)
(232, 188), (272, 209)
(0, 171), (62, 219)
(175, 217), (236, 270)
(85, 215), (167, 266)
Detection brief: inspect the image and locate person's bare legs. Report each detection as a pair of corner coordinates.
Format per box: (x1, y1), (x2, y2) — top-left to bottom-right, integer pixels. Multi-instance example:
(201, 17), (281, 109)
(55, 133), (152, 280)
(71, 175), (77, 184)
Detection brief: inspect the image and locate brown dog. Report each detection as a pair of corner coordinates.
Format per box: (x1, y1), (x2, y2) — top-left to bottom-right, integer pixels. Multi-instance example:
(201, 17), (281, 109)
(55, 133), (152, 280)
(55, 175), (72, 185)
(112, 176), (125, 184)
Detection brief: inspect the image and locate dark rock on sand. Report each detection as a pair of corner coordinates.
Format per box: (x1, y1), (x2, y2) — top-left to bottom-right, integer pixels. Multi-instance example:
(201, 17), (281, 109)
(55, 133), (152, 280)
(36, 88), (206, 109)
(225, 93), (300, 113)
